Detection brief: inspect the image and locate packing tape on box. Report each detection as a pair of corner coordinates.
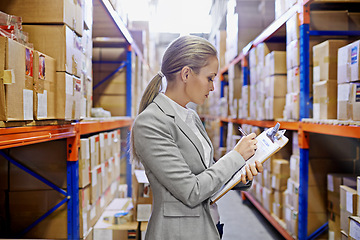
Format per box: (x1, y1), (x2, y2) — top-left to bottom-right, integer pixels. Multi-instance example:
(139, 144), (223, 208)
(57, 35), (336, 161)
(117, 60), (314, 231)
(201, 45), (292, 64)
(0, 69), (15, 84)
(314, 96), (336, 104)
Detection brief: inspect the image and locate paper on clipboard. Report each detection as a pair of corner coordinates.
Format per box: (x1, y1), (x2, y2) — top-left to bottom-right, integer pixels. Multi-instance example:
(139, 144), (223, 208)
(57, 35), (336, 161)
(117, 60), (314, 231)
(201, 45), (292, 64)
(210, 124), (289, 204)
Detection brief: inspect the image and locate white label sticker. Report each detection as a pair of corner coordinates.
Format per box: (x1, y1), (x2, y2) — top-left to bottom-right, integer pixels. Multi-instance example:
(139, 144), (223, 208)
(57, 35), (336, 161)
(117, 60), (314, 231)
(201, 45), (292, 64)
(100, 196), (105, 208)
(346, 191), (353, 213)
(90, 206), (96, 220)
(272, 175), (276, 189)
(37, 90), (47, 118)
(23, 89), (33, 120)
(327, 175), (334, 192)
(100, 133), (105, 148)
(66, 75), (74, 95)
(313, 66), (321, 83)
(90, 137), (95, 153)
(338, 84), (351, 101)
(94, 229), (112, 240)
(92, 170), (97, 186)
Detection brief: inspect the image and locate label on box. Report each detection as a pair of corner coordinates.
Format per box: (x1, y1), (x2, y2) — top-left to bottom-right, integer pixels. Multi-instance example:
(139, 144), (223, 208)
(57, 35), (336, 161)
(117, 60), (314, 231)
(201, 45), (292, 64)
(356, 84), (360, 102)
(100, 134), (105, 148)
(92, 170), (97, 186)
(23, 89), (33, 120)
(349, 217), (360, 240)
(101, 163), (105, 177)
(346, 191), (353, 213)
(351, 46), (358, 65)
(83, 212), (88, 234)
(94, 229), (112, 240)
(338, 84), (351, 101)
(90, 206), (96, 220)
(25, 48), (33, 77)
(313, 66), (320, 83)
(111, 181), (116, 194)
(66, 76), (74, 95)
(37, 90), (47, 118)
(286, 207), (292, 221)
(90, 137), (95, 153)
(328, 175), (334, 192)
(100, 196), (105, 208)
(38, 54), (45, 80)
(272, 175), (276, 189)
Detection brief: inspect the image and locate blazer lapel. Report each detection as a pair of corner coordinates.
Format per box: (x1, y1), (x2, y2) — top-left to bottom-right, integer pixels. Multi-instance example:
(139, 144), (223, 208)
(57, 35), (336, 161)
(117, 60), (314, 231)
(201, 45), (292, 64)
(194, 115), (214, 166)
(153, 94), (207, 168)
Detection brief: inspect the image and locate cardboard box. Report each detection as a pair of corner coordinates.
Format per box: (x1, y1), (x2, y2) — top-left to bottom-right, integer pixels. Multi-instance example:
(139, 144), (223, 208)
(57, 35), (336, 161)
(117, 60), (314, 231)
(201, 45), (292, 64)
(0, 0), (83, 36)
(349, 216), (360, 240)
(0, 37), (34, 121)
(265, 96), (286, 120)
(93, 220), (139, 240)
(56, 72), (82, 120)
(350, 82), (360, 121)
(272, 159), (290, 177)
(338, 40), (360, 83)
(90, 165), (102, 205)
(265, 51), (287, 76)
(33, 51), (56, 120)
(272, 175), (288, 191)
(313, 40), (350, 83)
(313, 80), (337, 120)
(132, 170), (152, 222)
(262, 187), (274, 213)
(340, 185), (358, 234)
(265, 75), (287, 97)
(23, 25), (82, 77)
(80, 138), (91, 188)
(338, 83), (354, 120)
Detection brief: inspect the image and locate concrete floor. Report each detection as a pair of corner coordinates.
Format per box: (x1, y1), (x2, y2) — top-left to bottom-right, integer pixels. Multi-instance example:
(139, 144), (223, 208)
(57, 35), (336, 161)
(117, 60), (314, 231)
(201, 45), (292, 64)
(217, 190), (286, 240)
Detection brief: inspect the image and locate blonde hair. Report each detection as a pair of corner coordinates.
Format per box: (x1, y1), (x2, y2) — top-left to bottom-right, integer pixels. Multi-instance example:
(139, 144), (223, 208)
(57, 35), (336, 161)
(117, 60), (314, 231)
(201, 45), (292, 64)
(138, 35), (218, 114)
(132, 35), (218, 164)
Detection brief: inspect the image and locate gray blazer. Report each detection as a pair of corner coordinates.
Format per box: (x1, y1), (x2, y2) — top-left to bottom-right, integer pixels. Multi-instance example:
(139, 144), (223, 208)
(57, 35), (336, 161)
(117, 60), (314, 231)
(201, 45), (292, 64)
(132, 93), (249, 240)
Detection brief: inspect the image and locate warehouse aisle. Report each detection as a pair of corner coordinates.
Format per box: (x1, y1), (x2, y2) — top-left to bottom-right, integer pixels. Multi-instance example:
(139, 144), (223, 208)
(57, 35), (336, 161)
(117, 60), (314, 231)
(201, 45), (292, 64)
(217, 190), (285, 240)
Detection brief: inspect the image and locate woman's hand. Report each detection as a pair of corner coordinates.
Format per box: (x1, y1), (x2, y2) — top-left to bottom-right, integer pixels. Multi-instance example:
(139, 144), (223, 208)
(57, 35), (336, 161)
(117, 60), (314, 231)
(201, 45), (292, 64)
(240, 160), (264, 184)
(233, 133), (257, 160)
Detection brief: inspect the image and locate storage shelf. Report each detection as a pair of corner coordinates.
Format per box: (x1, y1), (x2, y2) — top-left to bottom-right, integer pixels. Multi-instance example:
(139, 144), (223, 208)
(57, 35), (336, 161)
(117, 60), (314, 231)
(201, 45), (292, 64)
(0, 118), (133, 150)
(0, 124), (76, 149)
(79, 117), (133, 135)
(219, 117), (300, 131)
(241, 191), (294, 240)
(218, 117), (360, 139)
(301, 122), (360, 139)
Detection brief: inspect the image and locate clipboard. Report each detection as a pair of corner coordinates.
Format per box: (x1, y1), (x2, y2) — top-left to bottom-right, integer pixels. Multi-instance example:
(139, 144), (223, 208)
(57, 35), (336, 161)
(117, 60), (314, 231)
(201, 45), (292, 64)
(210, 123), (289, 204)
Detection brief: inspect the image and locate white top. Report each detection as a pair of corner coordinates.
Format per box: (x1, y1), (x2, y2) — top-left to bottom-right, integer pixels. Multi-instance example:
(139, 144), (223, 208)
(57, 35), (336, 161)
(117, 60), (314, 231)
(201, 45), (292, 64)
(161, 93), (220, 223)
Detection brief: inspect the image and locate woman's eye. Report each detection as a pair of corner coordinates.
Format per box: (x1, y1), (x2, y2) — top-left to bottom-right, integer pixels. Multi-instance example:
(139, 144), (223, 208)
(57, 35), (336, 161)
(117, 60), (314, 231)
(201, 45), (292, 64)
(208, 77), (214, 82)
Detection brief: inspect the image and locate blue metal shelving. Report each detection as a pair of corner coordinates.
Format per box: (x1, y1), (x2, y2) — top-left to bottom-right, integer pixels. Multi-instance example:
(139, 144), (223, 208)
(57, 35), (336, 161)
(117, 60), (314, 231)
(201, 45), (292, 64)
(218, 1), (360, 239)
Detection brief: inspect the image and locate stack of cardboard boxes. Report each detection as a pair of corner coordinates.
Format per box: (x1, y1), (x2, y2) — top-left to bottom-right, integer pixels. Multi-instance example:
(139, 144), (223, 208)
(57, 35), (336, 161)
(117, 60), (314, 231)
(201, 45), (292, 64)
(264, 51), (287, 120)
(337, 40), (360, 121)
(1, 0), (93, 120)
(327, 174), (358, 239)
(312, 40), (350, 120)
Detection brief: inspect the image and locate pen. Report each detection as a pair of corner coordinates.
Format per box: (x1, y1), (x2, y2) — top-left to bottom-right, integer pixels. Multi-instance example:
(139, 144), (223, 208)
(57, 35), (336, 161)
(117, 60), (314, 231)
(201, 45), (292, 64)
(238, 126), (248, 136)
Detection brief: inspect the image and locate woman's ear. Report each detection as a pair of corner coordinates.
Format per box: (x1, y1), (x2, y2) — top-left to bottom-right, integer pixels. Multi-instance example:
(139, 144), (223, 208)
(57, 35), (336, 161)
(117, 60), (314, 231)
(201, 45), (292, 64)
(180, 66), (191, 83)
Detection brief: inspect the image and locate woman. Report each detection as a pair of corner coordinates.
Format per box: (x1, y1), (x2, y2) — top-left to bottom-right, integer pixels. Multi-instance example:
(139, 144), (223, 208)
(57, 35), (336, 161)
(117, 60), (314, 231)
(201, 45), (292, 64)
(131, 35), (262, 240)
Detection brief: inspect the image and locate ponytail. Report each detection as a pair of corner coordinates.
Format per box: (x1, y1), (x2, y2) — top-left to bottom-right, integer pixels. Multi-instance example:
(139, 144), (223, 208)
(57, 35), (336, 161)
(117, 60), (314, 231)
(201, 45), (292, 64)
(138, 72), (163, 114)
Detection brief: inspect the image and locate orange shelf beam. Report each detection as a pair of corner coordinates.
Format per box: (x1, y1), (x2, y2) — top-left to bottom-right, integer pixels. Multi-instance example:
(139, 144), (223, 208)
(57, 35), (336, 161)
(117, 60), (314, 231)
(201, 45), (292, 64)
(301, 122), (360, 139)
(242, 191), (294, 240)
(0, 124), (76, 149)
(220, 118), (300, 131)
(79, 118), (133, 135)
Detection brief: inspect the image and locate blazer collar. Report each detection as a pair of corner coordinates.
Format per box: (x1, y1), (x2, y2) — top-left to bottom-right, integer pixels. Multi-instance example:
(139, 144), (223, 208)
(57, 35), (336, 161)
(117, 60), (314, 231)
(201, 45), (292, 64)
(153, 93), (208, 168)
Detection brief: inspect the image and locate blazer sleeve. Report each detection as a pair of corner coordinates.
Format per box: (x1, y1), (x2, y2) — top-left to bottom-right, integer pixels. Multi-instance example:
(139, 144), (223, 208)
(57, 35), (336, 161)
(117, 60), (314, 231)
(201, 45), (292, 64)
(133, 110), (246, 208)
